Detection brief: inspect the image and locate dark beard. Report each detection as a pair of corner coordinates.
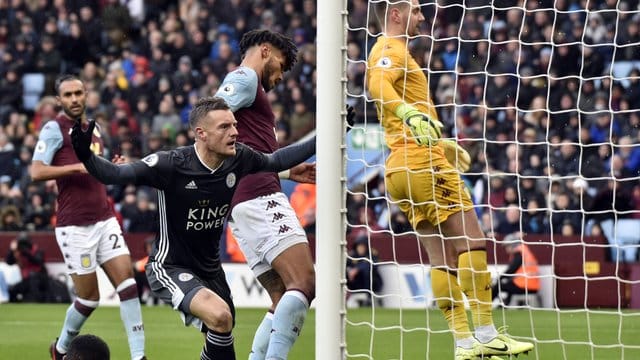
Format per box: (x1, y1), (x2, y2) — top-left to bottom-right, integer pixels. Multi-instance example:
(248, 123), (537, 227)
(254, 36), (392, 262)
(261, 75), (272, 92)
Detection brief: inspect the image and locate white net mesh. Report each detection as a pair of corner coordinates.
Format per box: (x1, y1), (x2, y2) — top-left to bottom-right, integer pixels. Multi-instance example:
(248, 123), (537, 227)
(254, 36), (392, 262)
(344, 0), (640, 358)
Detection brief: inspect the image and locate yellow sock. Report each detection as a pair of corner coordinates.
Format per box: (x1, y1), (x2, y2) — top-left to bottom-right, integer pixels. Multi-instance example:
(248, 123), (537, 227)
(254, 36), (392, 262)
(431, 268), (471, 340)
(458, 249), (493, 327)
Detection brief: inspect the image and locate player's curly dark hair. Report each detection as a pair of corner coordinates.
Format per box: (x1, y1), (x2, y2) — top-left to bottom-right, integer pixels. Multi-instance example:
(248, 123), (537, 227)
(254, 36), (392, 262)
(188, 96), (230, 129)
(239, 29), (298, 72)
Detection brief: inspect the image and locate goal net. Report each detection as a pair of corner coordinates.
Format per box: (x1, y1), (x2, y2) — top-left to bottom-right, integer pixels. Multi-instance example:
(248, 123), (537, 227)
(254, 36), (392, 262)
(340, 0), (640, 359)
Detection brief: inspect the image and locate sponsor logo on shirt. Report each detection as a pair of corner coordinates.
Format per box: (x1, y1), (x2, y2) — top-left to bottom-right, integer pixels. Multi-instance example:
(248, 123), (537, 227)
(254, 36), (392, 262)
(186, 204), (229, 231)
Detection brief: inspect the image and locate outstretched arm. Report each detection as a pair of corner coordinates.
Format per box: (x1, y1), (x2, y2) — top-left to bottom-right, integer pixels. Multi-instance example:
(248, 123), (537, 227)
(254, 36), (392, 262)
(81, 153), (139, 185)
(260, 135), (316, 173)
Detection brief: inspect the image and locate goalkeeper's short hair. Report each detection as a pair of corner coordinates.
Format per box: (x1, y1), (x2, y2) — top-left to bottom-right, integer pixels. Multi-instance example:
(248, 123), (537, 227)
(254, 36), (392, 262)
(371, 0), (411, 28)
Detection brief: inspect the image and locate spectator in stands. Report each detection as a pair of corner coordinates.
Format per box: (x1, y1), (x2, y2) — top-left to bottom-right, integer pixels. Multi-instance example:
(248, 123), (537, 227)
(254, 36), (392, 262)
(121, 191), (158, 233)
(496, 204), (522, 235)
(151, 96), (181, 138)
(346, 234), (383, 307)
(0, 65), (23, 121)
(550, 192), (582, 234)
(492, 232), (540, 307)
(34, 34), (62, 92)
(5, 232), (49, 302)
(0, 204), (23, 231)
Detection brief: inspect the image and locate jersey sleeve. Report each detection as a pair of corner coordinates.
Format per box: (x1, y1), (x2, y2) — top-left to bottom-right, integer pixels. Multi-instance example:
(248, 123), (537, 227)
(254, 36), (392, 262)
(367, 42), (407, 113)
(82, 150), (174, 190)
(127, 151), (174, 189)
(32, 121), (63, 165)
(215, 67), (259, 111)
(238, 136), (316, 174)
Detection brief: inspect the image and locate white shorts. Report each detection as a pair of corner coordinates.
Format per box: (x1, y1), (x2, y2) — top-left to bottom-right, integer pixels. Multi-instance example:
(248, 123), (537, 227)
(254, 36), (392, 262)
(55, 217), (131, 275)
(229, 192), (307, 277)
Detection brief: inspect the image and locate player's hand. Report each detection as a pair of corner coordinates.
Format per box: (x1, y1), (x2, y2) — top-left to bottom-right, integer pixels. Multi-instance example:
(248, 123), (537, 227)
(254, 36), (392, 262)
(71, 119), (95, 162)
(112, 154), (129, 164)
(289, 162), (316, 184)
(441, 139), (471, 173)
(395, 103), (442, 146)
(345, 105), (355, 131)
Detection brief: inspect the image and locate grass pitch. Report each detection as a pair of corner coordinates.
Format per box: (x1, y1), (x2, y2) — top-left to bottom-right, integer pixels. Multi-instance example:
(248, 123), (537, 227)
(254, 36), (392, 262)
(1, 304), (640, 359)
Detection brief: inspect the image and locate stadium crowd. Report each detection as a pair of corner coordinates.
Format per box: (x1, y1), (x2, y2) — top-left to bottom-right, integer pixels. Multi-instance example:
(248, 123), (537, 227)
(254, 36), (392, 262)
(0, 0), (639, 257)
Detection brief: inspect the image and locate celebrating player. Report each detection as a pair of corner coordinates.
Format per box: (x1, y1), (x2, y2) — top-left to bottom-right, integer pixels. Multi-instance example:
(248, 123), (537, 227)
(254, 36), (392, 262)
(366, 1), (534, 359)
(215, 29), (316, 360)
(71, 96), (318, 360)
(31, 75), (146, 360)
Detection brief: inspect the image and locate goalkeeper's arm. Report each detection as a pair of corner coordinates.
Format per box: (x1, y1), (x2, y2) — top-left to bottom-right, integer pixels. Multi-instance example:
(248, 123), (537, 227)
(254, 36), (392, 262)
(394, 103), (443, 146)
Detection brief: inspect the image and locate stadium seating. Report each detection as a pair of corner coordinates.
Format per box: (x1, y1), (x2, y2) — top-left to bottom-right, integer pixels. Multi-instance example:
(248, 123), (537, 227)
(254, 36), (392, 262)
(21, 73), (45, 111)
(600, 219), (640, 263)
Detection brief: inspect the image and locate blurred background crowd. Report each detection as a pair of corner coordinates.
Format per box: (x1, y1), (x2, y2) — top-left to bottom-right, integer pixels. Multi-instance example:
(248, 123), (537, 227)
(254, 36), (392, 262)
(0, 0), (639, 260)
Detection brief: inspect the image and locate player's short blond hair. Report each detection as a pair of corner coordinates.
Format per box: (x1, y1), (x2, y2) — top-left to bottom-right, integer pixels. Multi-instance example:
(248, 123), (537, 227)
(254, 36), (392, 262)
(372, 0), (410, 28)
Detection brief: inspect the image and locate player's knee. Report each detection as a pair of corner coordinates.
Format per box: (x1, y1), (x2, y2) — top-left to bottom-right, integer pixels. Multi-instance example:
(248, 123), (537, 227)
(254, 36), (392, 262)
(203, 306), (233, 332)
(116, 278), (139, 301)
(74, 297), (100, 316)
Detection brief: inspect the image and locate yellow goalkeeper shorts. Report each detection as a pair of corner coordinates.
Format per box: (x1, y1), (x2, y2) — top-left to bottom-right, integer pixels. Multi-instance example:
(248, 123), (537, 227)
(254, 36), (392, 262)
(385, 157), (473, 228)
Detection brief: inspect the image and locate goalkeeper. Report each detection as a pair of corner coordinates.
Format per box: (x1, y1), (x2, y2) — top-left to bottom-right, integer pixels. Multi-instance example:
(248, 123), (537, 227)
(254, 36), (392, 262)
(366, 1), (534, 359)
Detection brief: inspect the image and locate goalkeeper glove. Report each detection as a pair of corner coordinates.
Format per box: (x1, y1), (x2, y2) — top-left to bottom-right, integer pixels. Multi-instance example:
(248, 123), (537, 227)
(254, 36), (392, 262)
(395, 103), (443, 146)
(71, 119), (95, 162)
(441, 139), (471, 173)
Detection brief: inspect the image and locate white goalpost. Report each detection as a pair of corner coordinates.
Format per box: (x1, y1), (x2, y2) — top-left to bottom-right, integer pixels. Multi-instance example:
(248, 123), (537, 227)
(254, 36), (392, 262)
(316, 1), (349, 359)
(314, 0), (640, 359)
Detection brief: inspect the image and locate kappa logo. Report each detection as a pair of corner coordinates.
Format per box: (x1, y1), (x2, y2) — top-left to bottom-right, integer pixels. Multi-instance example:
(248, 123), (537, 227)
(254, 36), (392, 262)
(272, 212), (285, 222)
(185, 180), (198, 189)
(265, 200), (280, 210)
(278, 224), (292, 234)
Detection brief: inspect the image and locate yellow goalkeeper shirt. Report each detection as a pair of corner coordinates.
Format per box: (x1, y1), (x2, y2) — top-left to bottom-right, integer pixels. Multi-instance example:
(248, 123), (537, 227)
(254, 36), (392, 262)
(367, 35), (446, 173)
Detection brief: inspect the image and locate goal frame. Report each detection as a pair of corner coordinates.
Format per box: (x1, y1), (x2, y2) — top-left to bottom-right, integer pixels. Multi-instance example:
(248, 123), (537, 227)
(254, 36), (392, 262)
(316, 0), (349, 359)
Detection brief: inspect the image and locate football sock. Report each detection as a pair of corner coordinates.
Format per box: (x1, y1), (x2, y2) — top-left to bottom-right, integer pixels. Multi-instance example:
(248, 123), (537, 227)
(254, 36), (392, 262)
(57, 297), (98, 353)
(265, 290), (309, 360)
(458, 249), (494, 328)
(117, 278), (145, 359)
(249, 311), (274, 360)
(475, 324), (499, 343)
(201, 330), (235, 360)
(431, 268), (471, 340)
